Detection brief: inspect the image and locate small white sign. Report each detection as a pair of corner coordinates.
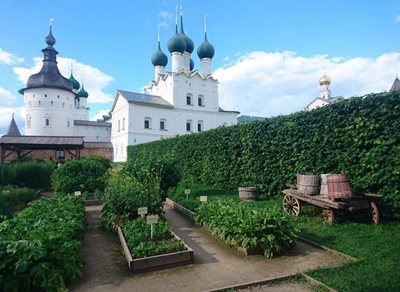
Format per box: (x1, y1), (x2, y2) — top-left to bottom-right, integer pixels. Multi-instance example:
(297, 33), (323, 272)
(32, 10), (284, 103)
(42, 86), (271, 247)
(199, 196), (208, 202)
(146, 215), (159, 224)
(184, 189), (191, 195)
(138, 207), (148, 215)
(74, 191), (81, 197)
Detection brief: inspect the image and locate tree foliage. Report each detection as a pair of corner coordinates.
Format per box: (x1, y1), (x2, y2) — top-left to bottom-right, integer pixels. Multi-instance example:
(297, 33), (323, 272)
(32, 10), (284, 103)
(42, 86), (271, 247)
(128, 92), (400, 217)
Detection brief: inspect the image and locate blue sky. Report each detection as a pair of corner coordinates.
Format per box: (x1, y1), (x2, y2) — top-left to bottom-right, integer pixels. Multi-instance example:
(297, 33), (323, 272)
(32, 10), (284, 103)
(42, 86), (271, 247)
(0, 0), (399, 134)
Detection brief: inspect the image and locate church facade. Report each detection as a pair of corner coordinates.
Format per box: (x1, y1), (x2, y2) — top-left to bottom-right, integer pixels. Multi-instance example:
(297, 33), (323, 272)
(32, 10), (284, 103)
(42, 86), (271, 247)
(110, 12), (238, 162)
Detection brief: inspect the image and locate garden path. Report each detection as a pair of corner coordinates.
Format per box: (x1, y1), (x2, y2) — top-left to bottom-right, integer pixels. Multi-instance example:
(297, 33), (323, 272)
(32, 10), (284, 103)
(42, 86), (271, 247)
(70, 204), (346, 291)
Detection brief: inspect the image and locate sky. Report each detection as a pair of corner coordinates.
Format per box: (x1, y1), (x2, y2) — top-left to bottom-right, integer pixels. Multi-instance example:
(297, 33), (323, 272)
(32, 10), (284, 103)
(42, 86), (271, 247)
(0, 0), (399, 135)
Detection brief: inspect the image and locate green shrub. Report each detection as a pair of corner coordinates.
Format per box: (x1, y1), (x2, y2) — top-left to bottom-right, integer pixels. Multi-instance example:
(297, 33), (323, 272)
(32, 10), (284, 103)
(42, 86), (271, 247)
(122, 218), (185, 258)
(128, 91), (400, 217)
(125, 158), (180, 196)
(0, 195), (86, 291)
(52, 157), (111, 193)
(101, 169), (163, 231)
(0, 161), (54, 189)
(195, 199), (298, 258)
(0, 186), (36, 216)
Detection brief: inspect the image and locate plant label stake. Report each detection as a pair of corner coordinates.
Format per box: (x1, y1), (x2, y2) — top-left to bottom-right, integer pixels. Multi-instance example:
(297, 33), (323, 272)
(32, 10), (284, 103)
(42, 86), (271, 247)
(74, 191), (81, 197)
(147, 215), (159, 239)
(138, 207), (148, 218)
(200, 196), (207, 202)
(184, 189), (191, 199)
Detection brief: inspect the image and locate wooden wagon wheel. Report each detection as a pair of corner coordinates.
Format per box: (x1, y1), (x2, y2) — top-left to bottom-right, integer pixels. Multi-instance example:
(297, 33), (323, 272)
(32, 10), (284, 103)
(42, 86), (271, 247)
(322, 209), (335, 225)
(370, 201), (380, 225)
(283, 195), (301, 216)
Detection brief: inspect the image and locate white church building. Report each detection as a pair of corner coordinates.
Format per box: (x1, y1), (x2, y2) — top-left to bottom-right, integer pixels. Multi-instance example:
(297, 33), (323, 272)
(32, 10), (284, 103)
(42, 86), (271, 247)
(110, 12), (238, 162)
(305, 74), (342, 111)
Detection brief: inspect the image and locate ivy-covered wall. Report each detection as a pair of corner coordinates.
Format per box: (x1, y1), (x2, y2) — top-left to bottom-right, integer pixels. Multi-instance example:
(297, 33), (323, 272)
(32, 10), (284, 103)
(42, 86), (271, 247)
(127, 91), (400, 217)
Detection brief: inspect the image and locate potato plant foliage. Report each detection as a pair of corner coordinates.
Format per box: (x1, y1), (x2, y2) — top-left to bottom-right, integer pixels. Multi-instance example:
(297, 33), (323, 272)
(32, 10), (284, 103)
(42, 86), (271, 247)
(0, 195), (86, 291)
(122, 218), (185, 258)
(195, 199), (298, 258)
(128, 92), (400, 217)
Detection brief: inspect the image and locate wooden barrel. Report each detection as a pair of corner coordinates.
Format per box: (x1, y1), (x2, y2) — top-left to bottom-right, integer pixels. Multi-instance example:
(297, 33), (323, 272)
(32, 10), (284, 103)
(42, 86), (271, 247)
(320, 174), (331, 196)
(327, 173), (353, 200)
(297, 173), (319, 195)
(238, 187), (258, 201)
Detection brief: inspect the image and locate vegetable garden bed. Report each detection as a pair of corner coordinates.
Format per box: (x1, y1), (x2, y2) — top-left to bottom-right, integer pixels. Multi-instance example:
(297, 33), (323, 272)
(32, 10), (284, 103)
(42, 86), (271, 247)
(117, 218), (193, 272)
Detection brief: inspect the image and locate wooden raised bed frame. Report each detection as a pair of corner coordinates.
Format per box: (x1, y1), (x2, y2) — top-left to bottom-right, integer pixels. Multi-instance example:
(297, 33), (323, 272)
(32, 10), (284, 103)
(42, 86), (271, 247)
(117, 226), (194, 272)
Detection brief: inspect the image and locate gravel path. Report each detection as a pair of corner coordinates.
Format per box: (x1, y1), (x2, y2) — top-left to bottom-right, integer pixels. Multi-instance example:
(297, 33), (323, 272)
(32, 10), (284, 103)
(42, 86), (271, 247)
(69, 204), (345, 291)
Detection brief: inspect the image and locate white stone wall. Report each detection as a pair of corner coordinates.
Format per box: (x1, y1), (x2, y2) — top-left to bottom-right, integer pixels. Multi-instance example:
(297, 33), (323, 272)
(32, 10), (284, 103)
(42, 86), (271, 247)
(306, 98), (329, 111)
(24, 88), (75, 136)
(111, 95), (130, 162)
(73, 124), (111, 142)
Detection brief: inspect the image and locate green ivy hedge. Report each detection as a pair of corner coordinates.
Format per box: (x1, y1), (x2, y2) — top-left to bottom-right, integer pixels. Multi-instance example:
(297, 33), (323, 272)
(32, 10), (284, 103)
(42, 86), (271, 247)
(127, 91), (400, 217)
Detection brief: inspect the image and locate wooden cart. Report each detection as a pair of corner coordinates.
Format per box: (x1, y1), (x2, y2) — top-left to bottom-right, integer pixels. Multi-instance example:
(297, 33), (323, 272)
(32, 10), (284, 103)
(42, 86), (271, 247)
(282, 188), (381, 224)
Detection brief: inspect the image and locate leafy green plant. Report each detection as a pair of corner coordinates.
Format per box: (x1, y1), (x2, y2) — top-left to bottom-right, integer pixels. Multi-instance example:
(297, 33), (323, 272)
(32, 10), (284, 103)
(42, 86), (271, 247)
(0, 160), (55, 189)
(0, 195), (86, 291)
(52, 156), (111, 193)
(128, 91), (400, 217)
(0, 186), (36, 216)
(122, 218), (185, 258)
(101, 168), (163, 231)
(195, 199), (298, 258)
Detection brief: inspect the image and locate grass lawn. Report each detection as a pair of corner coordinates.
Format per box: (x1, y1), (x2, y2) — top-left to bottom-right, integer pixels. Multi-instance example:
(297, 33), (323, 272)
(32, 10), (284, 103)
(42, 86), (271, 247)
(168, 183), (400, 291)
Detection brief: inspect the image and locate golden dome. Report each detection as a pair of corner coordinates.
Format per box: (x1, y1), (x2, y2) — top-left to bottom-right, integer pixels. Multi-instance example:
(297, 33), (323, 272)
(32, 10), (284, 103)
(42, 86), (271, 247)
(319, 74), (331, 85)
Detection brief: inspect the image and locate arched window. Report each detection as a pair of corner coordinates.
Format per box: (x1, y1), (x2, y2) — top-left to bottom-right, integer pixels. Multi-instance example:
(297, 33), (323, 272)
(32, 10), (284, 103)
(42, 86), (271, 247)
(198, 95), (204, 106)
(160, 118), (167, 130)
(26, 114), (31, 129)
(118, 120), (120, 132)
(67, 120), (70, 128)
(122, 117), (125, 130)
(186, 120), (192, 132)
(144, 117), (152, 129)
(197, 120), (203, 132)
(186, 94), (193, 105)
(44, 114), (51, 127)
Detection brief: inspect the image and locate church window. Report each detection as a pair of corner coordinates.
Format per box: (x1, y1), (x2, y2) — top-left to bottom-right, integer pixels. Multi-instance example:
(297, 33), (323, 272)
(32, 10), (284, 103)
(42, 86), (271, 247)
(118, 120), (120, 132)
(144, 117), (151, 129)
(186, 120), (192, 132)
(45, 94), (47, 97)
(122, 117), (125, 130)
(46, 119), (49, 126)
(186, 94), (192, 105)
(198, 120), (203, 132)
(67, 120), (70, 128)
(26, 114), (31, 129)
(44, 114), (51, 127)
(38, 101), (41, 107)
(57, 95), (60, 98)
(198, 95), (204, 106)
(62, 102), (65, 108)
(160, 118), (167, 130)
(51, 101), (53, 106)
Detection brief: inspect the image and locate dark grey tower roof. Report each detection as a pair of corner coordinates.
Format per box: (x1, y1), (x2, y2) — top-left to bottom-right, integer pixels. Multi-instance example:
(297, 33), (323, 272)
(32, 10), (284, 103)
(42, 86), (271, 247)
(4, 115), (21, 136)
(19, 25), (73, 95)
(390, 77), (400, 92)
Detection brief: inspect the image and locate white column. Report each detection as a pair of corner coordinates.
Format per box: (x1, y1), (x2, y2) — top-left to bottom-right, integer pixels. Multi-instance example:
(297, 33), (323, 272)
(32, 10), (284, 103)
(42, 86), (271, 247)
(171, 52), (183, 73)
(201, 58), (212, 75)
(154, 66), (165, 80)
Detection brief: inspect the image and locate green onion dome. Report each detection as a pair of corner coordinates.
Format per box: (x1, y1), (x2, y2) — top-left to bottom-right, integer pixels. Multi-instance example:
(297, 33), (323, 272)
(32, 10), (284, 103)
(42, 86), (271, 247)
(197, 32), (215, 59)
(151, 41), (168, 67)
(69, 72), (80, 90)
(179, 16), (194, 53)
(190, 58), (194, 71)
(77, 84), (88, 98)
(167, 24), (186, 53)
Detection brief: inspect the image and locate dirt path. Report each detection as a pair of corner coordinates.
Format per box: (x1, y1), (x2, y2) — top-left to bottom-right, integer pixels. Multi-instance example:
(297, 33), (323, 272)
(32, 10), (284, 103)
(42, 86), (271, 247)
(69, 204), (345, 291)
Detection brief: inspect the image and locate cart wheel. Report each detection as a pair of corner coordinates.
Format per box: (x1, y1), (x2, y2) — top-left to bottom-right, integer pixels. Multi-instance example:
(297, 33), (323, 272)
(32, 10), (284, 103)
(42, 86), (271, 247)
(370, 201), (379, 225)
(322, 209), (335, 224)
(283, 195), (301, 216)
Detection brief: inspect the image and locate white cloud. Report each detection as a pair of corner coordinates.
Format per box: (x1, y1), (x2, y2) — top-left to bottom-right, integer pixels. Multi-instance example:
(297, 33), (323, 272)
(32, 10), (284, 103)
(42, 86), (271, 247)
(214, 51), (400, 117)
(92, 109), (110, 121)
(396, 15), (400, 22)
(0, 48), (24, 65)
(0, 106), (25, 135)
(0, 87), (18, 106)
(13, 57), (114, 104)
(159, 10), (174, 28)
